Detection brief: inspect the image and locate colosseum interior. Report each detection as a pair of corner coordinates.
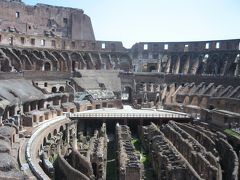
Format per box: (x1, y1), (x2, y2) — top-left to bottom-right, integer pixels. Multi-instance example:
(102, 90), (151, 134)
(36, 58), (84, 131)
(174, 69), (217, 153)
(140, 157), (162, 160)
(0, 0), (240, 180)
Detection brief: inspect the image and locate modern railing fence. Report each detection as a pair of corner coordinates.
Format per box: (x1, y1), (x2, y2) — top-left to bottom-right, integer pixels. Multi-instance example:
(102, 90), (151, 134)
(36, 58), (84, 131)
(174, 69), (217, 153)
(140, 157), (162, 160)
(69, 112), (190, 119)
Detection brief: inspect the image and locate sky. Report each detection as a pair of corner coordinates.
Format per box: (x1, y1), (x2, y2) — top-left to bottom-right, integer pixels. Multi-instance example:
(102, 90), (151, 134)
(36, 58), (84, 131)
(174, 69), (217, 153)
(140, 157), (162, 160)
(23, 0), (240, 48)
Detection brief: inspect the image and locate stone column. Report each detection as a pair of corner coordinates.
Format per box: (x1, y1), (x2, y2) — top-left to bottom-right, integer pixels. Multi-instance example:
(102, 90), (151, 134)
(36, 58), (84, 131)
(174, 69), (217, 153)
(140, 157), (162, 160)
(143, 83), (147, 92)
(0, 116), (2, 127)
(150, 83), (154, 92)
(72, 133), (77, 150)
(66, 124), (70, 144)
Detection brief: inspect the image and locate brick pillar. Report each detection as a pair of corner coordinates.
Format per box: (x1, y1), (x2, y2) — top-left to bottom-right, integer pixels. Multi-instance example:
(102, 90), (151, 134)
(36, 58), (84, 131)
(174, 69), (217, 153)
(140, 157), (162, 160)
(66, 124), (70, 144)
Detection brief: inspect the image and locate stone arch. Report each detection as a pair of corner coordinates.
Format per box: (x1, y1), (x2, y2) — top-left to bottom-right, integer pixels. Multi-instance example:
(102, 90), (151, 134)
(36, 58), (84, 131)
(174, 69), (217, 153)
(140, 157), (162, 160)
(12, 48), (21, 56)
(91, 53), (101, 69)
(27, 50), (43, 71)
(82, 53), (94, 69)
(119, 55), (132, 72)
(61, 52), (71, 71)
(43, 137), (47, 146)
(2, 48), (22, 72)
(148, 65), (157, 72)
(47, 133), (51, 140)
(179, 54), (189, 74)
(227, 53), (239, 76)
(30, 101), (37, 111)
(183, 96), (190, 105)
(191, 96), (199, 106)
(59, 86), (64, 92)
(43, 62), (51, 71)
(38, 100), (45, 109)
(200, 97), (208, 108)
(188, 54), (200, 74)
(218, 99), (226, 109)
(101, 54), (112, 70)
(53, 129), (57, 136)
(44, 51), (59, 71)
(110, 54), (120, 70)
(197, 54), (209, 74)
(161, 54), (170, 73)
(71, 52), (85, 70)
(170, 54), (179, 74)
(52, 87), (57, 93)
(0, 58), (11, 72)
(52, 51), (68, 71)
(60, 125), (64, 132)
(209, 54), (220, 75)
(33, 50), (43, 59)
(20, 54), (32, 70)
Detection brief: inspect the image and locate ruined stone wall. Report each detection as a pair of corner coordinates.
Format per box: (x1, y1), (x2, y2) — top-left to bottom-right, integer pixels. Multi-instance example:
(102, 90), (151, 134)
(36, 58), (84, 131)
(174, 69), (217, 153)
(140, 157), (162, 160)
(139, 123), (202, 180)
(164, 74), (240, 86)
(175, 123), (216, 155)
(138, 122), (239, 180)
(161, 121), (221, 180)
(89, 123), (108, 180)
(56, 154), (90, 180)
(131, 40), (240, 77)
(0, 126), (24, 179)
(0, 31), (126, 51)
(0, 46), (131, 72)
(128, 73), (240, 112)
(216, 138), (239, 180)
(116, 124), (142, 180)
(68, 149), (94, 179)
(0, 0), (95, 41)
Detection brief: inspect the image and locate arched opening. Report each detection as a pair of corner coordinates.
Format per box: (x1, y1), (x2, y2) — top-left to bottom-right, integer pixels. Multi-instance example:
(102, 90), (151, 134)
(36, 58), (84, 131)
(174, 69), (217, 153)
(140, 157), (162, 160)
(47, 133), (51, 140)
(209, 105), (215, 110)
(120, 55), (132, 72)
(38, 100), (44, 109)
(72, 60), (76, 71)
(43, 137), (47, 146)
(52, 87), (57, 93)
(179, 55), (189, 74)
(92, 54), (101, 70)
(0, 59), (11, 72)
(44, 62), (51, 71)
(9, 106), (15, 117)
(200, 97), (208, 108)
(120, 61), (131, 72)
(148, 64), (157, 72)
(83, 53), (93, 69)
(170, 55), (179, 73)
(191, 96), (199, 106)
(20, 54), (32, 71)
(30, 101), (37, 111)
(183, 96), (190, 105)
(121, 86), (132, 103)
(92, 163), (98, 179)
(23, 103), (30, 113)
(52, 51), (67, 71)
(59, 86), (64, 92)
(60, 126), (64, 132)
(53, 129), (57, 136)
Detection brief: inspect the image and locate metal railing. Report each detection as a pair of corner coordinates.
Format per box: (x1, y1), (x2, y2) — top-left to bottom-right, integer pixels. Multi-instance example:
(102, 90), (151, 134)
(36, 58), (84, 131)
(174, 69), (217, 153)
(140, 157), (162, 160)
(69, 112), (190, 119)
